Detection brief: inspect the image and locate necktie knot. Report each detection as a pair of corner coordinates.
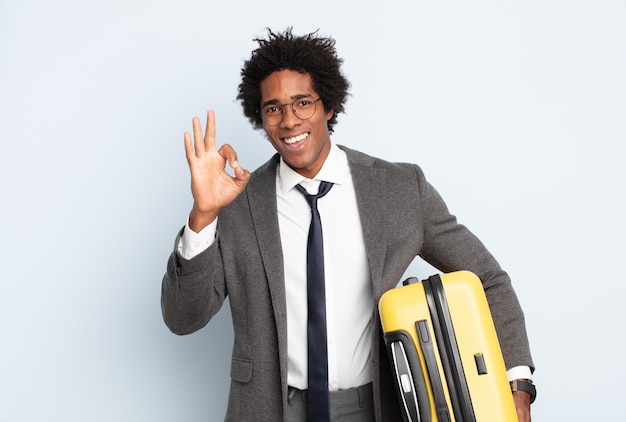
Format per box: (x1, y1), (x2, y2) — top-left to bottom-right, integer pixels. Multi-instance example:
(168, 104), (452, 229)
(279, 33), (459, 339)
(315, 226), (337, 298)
(295, 181), (333, 211)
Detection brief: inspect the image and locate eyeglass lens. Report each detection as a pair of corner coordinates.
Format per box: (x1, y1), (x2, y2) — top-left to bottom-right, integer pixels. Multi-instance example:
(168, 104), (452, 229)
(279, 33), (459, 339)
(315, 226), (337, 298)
(261, 97), (319, 125)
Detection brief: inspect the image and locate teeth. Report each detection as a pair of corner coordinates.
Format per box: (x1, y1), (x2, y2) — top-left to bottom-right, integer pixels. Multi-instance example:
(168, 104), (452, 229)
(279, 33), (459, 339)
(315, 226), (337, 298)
(284, 133), (308, 145)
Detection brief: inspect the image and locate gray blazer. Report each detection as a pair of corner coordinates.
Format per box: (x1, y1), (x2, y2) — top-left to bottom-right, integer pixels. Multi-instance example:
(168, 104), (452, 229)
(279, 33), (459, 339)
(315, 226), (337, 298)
(162, 145), (533, 421)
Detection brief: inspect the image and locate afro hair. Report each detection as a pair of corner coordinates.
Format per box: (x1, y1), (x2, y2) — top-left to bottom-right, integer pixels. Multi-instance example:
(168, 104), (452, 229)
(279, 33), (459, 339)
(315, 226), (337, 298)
(237, 28), (350, 133)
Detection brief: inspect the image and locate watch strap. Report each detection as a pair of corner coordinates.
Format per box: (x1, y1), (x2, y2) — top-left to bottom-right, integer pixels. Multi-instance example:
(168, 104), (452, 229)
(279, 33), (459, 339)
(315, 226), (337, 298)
(510, 379), (536, 404)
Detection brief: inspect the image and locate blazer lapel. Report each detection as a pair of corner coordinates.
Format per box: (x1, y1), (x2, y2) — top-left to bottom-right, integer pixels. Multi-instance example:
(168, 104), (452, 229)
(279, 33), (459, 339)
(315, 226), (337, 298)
(245, 154), (289, 388)
(342, 146), (390, 302)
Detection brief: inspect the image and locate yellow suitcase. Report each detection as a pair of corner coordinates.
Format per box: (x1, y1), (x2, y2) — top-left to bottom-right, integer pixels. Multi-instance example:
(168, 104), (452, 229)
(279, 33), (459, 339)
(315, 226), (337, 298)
(379, 271), (517, 422)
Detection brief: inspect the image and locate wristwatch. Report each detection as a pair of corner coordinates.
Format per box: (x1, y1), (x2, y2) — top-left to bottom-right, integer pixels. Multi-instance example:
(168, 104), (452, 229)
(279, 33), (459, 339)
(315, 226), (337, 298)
(510, 379), (536, 404)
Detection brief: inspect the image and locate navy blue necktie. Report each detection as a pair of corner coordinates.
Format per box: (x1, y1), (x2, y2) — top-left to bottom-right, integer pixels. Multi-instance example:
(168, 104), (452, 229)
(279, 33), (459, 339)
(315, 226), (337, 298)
(295, 181), (333, 422)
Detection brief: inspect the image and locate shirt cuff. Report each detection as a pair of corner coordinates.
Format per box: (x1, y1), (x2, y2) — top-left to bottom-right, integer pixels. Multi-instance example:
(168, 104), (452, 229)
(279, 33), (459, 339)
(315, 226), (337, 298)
(177, 217), (218, 260)
(507, 366), (533, 382)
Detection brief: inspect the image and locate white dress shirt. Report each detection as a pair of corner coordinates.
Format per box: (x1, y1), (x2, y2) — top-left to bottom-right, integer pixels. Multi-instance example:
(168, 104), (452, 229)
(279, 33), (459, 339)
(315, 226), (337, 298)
(178, 142), (531, 387)
(276, 144), (373, 390)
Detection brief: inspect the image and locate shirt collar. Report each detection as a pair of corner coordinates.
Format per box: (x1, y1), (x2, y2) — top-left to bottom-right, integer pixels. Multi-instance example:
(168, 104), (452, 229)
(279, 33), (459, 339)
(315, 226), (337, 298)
(278, 142), (347, 195)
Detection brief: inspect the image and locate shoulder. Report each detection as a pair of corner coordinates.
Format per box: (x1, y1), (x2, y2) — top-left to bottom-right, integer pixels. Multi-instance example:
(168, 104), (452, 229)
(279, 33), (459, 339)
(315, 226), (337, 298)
(338, 144), (426, 180)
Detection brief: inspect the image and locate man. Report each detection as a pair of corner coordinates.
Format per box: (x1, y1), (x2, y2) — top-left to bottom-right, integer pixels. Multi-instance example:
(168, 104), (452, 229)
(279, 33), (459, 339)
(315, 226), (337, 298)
(161, 28), (535, 421)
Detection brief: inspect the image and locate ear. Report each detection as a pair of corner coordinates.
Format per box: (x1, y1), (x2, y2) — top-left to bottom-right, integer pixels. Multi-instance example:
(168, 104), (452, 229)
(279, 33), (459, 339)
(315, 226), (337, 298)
(325, 109), (335, 121)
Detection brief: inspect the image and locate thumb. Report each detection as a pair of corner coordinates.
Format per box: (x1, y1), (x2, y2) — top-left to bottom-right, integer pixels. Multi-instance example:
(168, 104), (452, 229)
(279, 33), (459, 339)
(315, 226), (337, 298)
(233, 162), (251, 185)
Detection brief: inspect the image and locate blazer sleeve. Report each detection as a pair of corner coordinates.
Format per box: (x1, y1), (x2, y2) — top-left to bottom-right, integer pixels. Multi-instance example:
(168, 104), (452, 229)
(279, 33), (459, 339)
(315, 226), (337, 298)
(161, 227), (228, 335)
(414, 165), (534, 372)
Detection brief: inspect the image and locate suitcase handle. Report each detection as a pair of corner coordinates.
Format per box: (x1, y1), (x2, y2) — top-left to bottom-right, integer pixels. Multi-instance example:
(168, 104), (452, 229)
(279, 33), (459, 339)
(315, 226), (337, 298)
(416, 320), (451, 422)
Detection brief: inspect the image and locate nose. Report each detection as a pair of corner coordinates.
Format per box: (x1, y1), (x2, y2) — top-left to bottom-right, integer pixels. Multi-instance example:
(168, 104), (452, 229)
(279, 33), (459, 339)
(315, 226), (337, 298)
(280, 106), (301, 128)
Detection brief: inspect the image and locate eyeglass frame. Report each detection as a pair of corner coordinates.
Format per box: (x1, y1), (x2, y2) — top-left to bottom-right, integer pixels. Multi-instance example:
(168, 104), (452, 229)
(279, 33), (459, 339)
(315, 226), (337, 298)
(258, 96), (322, 126)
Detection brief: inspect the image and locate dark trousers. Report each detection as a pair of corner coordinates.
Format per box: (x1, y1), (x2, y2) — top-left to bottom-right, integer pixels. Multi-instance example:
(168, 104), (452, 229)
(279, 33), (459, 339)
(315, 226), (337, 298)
(285, 383), (375, 422)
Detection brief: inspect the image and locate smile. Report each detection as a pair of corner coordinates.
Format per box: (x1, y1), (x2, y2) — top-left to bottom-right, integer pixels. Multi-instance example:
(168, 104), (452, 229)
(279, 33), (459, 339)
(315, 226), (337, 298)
(283, 132), (309, 145)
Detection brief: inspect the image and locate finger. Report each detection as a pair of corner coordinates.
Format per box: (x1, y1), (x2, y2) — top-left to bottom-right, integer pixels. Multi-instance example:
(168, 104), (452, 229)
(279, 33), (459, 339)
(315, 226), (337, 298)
(191, 116), (204, 156)
(219, 143), (249, 183)
(204, 110), (217, 152)
(219, 143), (239, 168)
(184, 131), (195, 164)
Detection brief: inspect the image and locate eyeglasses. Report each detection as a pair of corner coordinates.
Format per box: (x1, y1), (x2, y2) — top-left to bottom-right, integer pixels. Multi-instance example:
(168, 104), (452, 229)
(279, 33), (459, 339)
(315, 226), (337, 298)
(260, 96), (322, 126)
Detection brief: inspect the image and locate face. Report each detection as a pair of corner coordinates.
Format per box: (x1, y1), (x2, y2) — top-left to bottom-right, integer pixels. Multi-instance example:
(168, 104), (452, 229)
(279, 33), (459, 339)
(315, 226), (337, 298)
(259, 69), (334, 179)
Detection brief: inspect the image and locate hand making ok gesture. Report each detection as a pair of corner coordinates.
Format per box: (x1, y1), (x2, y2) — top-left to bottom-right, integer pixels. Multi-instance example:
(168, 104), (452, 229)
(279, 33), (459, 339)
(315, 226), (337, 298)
(184, 110), (250, 232)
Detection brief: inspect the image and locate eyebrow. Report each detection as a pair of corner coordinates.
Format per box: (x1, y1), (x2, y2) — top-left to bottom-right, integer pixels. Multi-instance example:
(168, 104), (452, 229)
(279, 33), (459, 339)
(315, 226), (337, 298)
(260, 94), (314, 109)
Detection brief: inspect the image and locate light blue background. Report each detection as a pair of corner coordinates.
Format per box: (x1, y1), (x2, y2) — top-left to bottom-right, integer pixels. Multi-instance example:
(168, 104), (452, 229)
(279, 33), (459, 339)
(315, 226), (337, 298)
(1, 0), (624, 420)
